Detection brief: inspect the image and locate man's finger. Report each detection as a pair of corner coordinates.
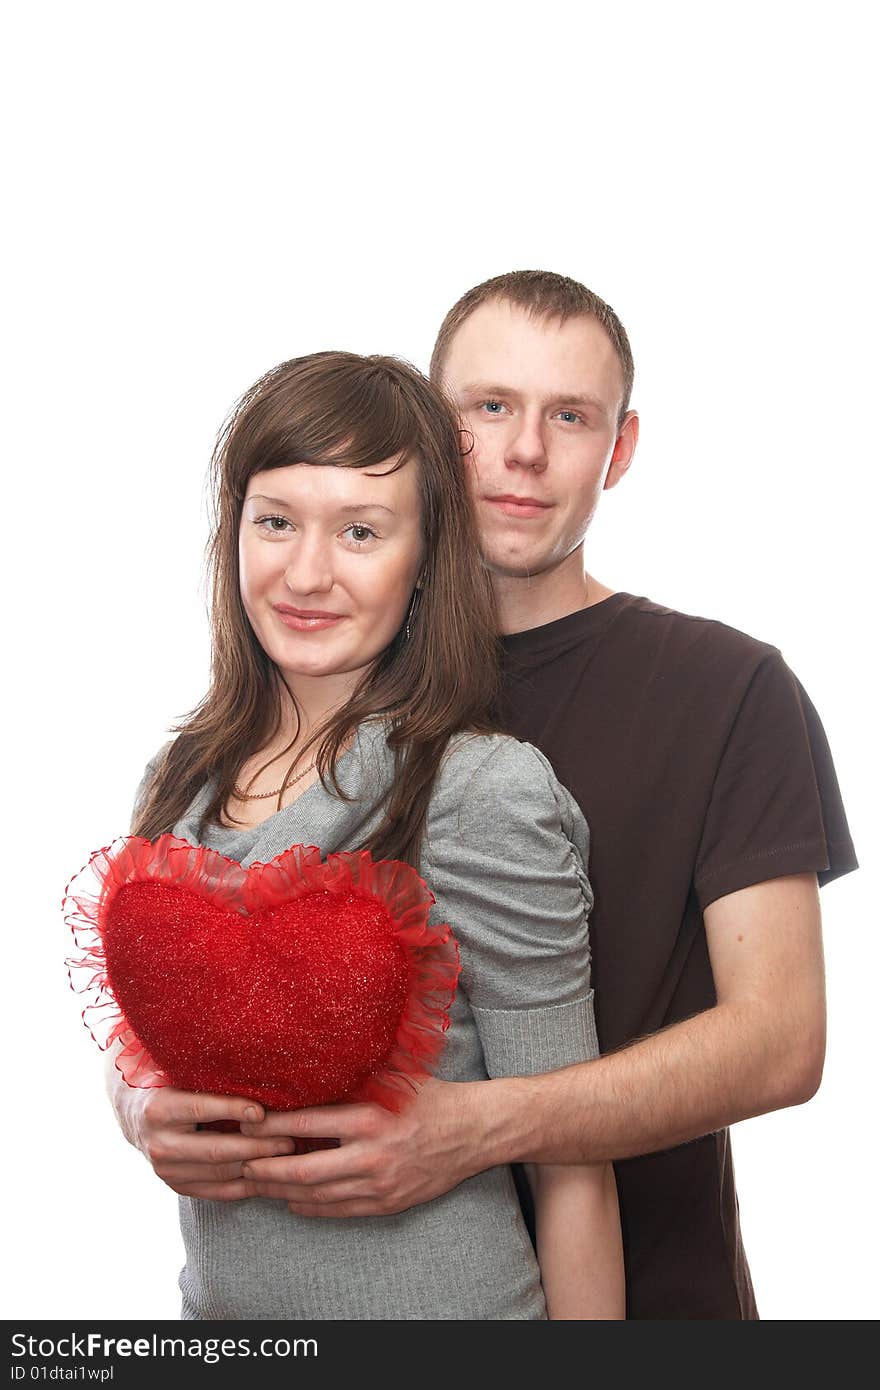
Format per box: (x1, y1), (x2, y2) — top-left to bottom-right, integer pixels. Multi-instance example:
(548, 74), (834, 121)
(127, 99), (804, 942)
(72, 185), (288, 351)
(243, 1176), (371, 1203)
(241, 1102), (381, 1141)
(287, 1199), (386, 1219)
(241, 1145), (370, 1189)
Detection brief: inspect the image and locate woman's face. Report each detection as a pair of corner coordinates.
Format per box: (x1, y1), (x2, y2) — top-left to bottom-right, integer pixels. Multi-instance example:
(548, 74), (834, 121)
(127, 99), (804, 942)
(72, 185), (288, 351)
(239, 458), (424, 693)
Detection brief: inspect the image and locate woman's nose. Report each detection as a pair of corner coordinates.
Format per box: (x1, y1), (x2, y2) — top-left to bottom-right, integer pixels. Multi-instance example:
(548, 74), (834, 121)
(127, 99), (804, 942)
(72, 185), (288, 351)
(282, 536), (334, 595)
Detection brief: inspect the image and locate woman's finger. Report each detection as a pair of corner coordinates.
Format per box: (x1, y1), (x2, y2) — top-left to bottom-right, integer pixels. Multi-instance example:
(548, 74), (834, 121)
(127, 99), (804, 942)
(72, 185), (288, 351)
(146, 1087), (266, 1129)
(146, 1133), (296, 1164)
(155, 1160), (248, 1184)
(170, 1178), (253, 1202)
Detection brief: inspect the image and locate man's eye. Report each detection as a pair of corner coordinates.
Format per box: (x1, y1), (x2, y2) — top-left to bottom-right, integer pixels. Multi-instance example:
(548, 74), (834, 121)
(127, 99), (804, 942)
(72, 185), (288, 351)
(480, 400), (506, 415)
(557, 410), (583, 425)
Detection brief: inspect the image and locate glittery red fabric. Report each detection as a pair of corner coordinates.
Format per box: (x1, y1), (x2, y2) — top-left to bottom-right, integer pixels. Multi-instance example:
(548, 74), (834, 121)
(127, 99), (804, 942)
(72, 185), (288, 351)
(63, 836), (460, 1112)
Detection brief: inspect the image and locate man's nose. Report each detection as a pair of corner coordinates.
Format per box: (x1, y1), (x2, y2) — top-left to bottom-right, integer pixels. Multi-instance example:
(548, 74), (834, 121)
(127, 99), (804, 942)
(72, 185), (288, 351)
(283, 535), (334, 595)
(504, 413), (548, 473)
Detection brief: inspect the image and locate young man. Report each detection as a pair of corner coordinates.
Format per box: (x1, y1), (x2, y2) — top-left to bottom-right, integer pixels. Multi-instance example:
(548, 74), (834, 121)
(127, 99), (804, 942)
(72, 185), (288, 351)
(111, 272), (856, 1319)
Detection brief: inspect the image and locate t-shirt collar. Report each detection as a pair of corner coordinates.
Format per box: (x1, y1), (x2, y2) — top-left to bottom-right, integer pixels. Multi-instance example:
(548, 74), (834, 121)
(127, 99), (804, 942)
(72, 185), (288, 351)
(501, 591), (635, 661)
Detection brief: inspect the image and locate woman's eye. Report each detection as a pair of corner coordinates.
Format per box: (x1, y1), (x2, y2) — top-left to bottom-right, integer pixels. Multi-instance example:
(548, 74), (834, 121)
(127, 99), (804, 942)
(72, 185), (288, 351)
(255, 511), (293, 530)
(342, 523), (378, 546)
(479, 400), (506, 416)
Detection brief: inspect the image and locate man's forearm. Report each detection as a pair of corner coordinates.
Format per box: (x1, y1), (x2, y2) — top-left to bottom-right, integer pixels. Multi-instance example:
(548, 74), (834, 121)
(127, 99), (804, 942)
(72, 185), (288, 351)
(478, 998), (824, 1168)
(238, 879), (826, 1216)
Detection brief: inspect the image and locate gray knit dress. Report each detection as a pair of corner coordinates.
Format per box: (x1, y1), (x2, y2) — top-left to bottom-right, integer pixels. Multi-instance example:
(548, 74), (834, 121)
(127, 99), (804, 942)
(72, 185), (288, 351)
(145, 720), (598, 1320)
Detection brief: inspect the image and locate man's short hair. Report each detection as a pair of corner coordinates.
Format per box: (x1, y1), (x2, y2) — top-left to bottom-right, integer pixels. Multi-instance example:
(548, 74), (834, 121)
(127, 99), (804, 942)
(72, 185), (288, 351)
(429, 269), (634, 426)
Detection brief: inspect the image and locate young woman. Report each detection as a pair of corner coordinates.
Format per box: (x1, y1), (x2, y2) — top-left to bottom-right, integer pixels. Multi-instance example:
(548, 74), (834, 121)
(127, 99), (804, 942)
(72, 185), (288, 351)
(115, 351), (623, 1320)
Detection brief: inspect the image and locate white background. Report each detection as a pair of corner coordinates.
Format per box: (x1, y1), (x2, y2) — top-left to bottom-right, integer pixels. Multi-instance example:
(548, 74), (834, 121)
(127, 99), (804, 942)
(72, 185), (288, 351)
(4, 1), (876, 1321)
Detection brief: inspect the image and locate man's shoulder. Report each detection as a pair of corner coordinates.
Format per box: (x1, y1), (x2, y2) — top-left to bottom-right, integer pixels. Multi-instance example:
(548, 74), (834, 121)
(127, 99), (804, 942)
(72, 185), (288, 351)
(502, 593), (792, 707)
(622, 593), (778, 653)
(610, 593), (784, 680)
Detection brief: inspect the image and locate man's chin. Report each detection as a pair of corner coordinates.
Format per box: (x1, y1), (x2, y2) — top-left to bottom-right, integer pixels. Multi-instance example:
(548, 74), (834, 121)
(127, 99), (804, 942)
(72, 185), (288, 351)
(482, 553), (547, 582)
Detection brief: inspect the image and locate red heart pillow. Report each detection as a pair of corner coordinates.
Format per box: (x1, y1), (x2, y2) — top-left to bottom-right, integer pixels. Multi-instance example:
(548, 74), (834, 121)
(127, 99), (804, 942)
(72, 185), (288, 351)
(63, 836), (459, 1112)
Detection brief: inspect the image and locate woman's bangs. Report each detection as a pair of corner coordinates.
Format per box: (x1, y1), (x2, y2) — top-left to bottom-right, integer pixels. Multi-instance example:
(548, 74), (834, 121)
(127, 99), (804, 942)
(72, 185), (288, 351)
(251, 366), (422, 477)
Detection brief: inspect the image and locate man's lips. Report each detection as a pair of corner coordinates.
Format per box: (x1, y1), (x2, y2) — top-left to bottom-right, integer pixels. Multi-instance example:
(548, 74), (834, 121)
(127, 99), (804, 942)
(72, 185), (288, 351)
(273, 604), (346, 631)
(483, 494), (553, 518)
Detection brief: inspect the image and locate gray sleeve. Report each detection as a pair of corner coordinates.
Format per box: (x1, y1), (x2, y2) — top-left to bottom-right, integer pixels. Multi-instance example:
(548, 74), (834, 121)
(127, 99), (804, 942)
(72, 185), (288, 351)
(422, 736), (599, 1078)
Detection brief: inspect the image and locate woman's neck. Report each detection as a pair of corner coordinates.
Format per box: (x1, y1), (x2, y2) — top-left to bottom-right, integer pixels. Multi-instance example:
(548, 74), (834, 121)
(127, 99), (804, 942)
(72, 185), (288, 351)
(276, 667), (364, 746)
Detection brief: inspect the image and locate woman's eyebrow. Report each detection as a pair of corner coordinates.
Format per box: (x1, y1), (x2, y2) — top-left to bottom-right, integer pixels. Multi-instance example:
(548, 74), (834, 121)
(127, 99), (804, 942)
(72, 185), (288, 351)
(330, 501), (396, 515)
(246, 494), (292, 508)
(246, 493), (396, 515)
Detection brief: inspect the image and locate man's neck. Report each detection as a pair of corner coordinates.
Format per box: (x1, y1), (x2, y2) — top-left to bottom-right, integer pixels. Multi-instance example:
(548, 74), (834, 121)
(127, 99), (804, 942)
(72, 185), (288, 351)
(492, 564), (616, 636)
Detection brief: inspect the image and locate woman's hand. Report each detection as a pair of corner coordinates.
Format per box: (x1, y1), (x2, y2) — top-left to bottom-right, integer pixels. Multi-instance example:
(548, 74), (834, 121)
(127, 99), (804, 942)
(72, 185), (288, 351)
(238, 1078), (496, 1215)
(105, 1050), (296, 1201)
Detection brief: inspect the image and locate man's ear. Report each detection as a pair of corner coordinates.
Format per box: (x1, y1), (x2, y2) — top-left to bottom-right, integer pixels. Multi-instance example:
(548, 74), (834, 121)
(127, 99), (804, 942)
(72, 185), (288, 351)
(604, 410), (639, 491)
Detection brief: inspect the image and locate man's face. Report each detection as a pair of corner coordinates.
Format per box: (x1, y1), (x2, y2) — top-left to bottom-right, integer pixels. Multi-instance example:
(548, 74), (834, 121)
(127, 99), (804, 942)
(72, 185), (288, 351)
(441, 300), (637, 580)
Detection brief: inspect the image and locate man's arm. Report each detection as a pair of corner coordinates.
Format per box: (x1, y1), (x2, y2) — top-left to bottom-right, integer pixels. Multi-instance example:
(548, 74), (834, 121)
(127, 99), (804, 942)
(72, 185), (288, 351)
(240, 873), (825, 1214)
(493, 870), (825, 1163)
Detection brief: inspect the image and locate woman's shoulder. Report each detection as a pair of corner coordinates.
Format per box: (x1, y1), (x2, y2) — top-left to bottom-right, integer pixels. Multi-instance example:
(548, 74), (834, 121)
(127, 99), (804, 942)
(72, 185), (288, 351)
(429, 732), (587, 849)
(131, 737), (176, 820)
(138, 737), (176, 789)
(437, 730), (556, 789)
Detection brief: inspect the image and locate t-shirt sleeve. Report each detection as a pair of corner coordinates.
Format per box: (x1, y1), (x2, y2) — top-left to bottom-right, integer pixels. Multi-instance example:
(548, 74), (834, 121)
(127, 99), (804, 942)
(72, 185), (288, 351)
(694, 650), (857, 910)
(422, 737), (599, 1078)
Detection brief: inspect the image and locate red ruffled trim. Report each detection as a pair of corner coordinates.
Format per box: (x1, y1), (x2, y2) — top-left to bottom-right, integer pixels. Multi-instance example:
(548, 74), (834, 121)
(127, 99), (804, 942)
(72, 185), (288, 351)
(62, 834), (460, 1112)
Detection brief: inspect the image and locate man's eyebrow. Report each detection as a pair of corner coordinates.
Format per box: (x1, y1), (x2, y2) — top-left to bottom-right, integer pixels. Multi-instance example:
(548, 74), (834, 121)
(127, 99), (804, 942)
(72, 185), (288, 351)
(544, 392), (608, 413)
(457, 382), (516, 399)
(246, 493), (396, 514)
(458, 382), (608, 412)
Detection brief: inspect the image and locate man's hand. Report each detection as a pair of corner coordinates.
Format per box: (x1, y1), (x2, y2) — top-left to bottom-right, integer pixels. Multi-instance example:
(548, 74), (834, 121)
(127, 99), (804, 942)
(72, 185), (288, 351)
(240, 1078), (493, 1217)
(106, 1053), (296, 1201)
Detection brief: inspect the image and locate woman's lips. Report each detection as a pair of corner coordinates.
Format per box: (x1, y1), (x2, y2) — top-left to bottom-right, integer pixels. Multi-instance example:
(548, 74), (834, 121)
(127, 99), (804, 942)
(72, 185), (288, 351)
(484, 494), (553, 518)
(273, 606), (346, 632)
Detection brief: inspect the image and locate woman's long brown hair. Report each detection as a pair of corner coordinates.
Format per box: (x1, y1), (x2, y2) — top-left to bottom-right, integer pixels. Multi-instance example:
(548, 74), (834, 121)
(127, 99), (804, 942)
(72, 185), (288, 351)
(131, 351), (502, 867)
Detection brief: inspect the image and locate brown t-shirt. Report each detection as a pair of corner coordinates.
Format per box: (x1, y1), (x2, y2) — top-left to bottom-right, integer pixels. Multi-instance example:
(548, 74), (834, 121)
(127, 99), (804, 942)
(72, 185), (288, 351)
(498, 592), (857, 1320)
